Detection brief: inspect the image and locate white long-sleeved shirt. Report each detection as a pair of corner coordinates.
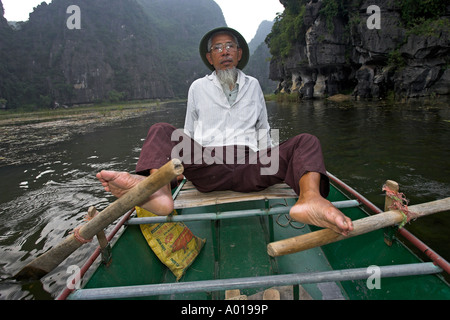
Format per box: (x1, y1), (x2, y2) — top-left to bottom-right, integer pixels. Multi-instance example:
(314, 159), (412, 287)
(184, 69), (272, 151)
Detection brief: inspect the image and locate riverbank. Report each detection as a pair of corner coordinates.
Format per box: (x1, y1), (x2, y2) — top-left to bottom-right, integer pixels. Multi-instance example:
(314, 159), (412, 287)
(0, 100), (179, 167)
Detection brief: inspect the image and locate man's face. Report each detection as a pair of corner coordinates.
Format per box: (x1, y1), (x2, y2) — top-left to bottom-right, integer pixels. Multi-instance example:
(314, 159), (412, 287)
(206, 33), (243, 71)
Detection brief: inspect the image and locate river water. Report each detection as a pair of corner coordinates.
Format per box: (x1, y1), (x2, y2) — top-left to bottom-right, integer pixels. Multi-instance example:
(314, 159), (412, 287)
(0, 99), (449, 299)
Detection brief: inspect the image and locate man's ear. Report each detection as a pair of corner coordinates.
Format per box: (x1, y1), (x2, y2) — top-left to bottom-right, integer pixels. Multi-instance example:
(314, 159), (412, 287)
(206, 52), (213, 65)
(237, 48), (243, 61)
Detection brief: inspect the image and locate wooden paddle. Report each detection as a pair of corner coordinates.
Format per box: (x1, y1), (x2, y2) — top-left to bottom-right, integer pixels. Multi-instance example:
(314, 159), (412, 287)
(15, 159), (184, 280)
(267, 197), (450, 257)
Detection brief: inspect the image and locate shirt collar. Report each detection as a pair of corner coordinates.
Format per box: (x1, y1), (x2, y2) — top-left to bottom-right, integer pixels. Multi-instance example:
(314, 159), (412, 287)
(208, 69), (245, 89)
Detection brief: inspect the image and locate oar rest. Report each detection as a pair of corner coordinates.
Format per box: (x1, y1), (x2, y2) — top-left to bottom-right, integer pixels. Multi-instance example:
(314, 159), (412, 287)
(173, 181), (297, 209)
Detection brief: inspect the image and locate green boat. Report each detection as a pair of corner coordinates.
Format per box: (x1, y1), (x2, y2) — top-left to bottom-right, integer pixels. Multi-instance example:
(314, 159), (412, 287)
(57, 172), (450, 300)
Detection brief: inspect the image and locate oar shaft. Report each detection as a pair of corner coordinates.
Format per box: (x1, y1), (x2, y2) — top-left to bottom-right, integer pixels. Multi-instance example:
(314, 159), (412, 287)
(15, 159), (183, 280)
(267, 197), (450, 257)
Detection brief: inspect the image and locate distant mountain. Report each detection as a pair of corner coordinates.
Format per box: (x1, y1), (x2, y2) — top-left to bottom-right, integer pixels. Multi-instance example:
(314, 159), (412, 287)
(135, 0), (226, 97)
(246, 20), (277, 94)
(0, 0), (226, 108)
(0, 0), (6, 27)
(248, 20), (274, 55)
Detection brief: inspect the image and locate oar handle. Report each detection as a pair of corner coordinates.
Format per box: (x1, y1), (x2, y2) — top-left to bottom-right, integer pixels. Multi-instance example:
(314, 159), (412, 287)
(267, 197), (450, 257)
(15, 159), (184, 280)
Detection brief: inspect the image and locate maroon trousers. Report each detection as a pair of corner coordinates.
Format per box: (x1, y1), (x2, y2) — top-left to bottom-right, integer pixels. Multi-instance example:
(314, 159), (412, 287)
(135, 123), (329, 197)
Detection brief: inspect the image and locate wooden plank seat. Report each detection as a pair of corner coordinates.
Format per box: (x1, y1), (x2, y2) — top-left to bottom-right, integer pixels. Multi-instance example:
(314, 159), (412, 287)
(174, 181), (297, 209)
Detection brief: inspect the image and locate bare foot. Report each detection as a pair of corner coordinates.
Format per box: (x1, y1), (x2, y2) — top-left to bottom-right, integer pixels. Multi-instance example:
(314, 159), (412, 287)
(96, 170), (174, 216)
(289, 191), (354, 236)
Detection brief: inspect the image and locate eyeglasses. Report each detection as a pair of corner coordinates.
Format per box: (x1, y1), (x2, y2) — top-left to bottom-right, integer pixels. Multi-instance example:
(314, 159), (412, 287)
(210, 42), (238, 54)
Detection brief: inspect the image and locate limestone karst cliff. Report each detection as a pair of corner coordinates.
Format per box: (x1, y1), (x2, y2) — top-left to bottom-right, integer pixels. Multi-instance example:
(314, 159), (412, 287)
(0, 0), (226, 108)
(267, 0), (450, 99)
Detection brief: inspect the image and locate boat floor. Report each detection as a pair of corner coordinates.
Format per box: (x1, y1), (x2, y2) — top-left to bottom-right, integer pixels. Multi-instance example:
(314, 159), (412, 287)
(173, 181), (297, 209)
(83, 195), (348, 300)
(173, 181), (343, 299)
(80, 182), (450, 300)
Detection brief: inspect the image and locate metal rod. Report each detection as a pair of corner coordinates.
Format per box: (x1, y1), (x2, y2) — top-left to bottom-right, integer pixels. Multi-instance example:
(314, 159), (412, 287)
(68, 262), (441, 300)
(125, 200), (360, 225)
(171, 178), (187, 199)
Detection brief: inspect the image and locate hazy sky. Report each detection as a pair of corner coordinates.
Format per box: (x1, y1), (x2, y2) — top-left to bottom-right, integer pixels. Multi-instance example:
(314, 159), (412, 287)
(213, 0), (284, 41)
(2, 0), (51, 21)
(2, 0), (284, 42)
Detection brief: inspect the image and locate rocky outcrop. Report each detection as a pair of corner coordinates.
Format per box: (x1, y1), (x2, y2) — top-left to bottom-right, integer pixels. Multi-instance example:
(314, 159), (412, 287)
(269, 0), (450, 100)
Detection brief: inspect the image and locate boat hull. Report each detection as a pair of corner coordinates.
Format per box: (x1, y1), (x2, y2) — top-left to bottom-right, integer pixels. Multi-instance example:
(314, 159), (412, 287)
(66, 182), (450, 300)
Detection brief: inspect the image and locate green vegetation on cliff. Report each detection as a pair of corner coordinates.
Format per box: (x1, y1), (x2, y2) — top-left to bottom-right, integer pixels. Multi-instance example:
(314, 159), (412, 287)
(266, 0), (449, 99)
(397, 0), (447, 27)
(267, 0), (448, 60)
(266, 0), (306, 59)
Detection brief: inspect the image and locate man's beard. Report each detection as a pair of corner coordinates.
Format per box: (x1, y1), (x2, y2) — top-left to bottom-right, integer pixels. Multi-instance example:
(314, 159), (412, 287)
(216, 67), (238, 90)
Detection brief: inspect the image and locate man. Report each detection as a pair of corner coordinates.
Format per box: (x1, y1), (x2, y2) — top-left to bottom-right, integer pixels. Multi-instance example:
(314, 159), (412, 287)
(97, 27), (353, 236)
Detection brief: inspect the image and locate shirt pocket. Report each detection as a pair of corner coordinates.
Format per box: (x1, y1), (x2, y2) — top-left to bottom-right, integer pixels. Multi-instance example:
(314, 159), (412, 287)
(235, 100), (257, 125)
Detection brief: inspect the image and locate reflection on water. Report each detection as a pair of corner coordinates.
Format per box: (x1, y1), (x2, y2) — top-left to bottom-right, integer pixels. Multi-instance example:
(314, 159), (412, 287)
(0, 99), (449, 299)
(267, 99), (450, 205)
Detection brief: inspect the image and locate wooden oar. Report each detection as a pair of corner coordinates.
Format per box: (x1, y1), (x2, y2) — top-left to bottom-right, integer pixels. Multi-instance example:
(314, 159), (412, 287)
(15, 159), (184, 280)
(267, 197), (450, 257)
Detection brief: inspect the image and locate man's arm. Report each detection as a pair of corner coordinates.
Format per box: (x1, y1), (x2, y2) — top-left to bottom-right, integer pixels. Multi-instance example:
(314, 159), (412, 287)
(184, 85), (198, 137)
(255, 85), (273, 149)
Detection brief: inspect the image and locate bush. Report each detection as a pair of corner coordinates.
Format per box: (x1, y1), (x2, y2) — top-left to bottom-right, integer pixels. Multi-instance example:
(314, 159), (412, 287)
(320, 0), (340, 33)
(397, 0), (447, 27)
(387, 50), (406, 71)
(267, 1), (307, 59)
(108, 90), (127, 103)
(38, 95), (52, 108)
